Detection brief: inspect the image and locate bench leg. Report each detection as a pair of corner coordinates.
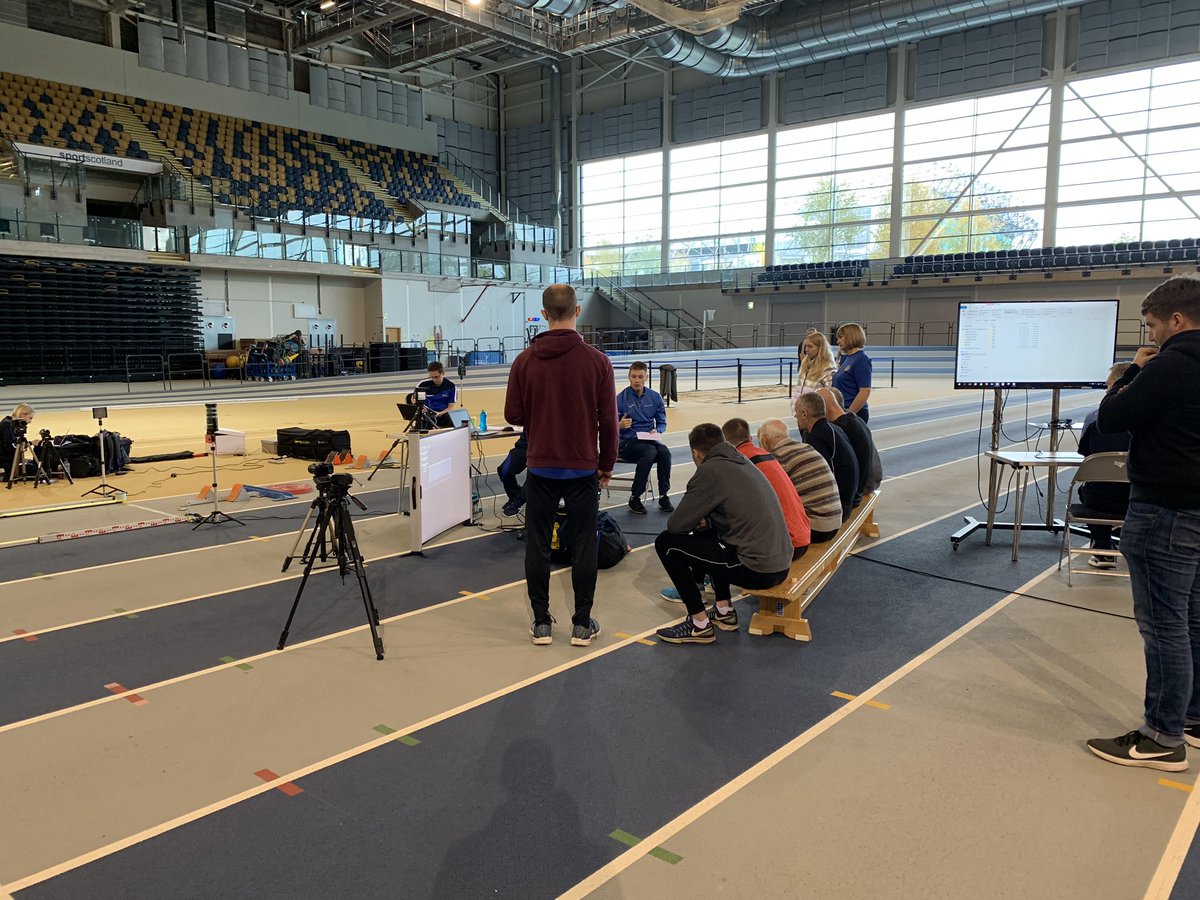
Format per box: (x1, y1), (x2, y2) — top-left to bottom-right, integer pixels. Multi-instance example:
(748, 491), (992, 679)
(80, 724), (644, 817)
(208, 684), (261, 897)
(748, 598), (813, 642)
(859, 508), (880, 539)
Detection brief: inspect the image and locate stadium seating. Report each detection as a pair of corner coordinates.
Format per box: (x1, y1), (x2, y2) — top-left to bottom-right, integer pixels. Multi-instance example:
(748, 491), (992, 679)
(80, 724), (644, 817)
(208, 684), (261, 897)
(890, 240), (1197, 278)
(756, 259), (871, 285)
(0, 70), (480, 223)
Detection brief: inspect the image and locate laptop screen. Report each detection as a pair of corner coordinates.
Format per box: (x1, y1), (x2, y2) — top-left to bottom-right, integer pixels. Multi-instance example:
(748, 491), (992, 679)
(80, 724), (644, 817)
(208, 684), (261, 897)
(446, 408), (472, 430)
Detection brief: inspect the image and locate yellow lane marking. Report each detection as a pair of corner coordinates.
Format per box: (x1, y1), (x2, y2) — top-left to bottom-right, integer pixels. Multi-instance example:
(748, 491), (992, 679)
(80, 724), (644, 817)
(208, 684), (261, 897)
(459, 591), (492, 601)
(615, 632), (656, 646)
(830, 691), (890, 710)
(1158, 779), (1193, 794)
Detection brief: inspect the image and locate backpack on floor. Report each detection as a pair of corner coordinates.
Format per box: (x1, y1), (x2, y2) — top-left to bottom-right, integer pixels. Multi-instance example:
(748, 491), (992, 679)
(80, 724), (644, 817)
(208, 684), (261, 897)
(549, 509), (630, 570)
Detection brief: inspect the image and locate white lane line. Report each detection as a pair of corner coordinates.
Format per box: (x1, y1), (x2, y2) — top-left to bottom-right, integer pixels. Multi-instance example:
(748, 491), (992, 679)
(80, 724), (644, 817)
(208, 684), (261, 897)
(559, 562), (1062, 899)
(1143, 774), (1200, 899)
(0, 623), (667, 894)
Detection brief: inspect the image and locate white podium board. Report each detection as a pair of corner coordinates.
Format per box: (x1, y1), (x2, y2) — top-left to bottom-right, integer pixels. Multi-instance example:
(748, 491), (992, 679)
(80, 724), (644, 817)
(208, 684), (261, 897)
(405, 427), (471, 552)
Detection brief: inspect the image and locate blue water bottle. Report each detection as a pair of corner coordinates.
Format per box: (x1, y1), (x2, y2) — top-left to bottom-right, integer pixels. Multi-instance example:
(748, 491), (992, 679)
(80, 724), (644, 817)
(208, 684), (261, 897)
(479, 410), (488, 432)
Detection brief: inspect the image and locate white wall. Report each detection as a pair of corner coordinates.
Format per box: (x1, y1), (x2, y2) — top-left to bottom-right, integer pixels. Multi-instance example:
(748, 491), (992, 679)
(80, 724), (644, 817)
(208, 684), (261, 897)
(198, 268), (370, 343)
(0, 26), (437, 155)
(379, 276), (540, 347)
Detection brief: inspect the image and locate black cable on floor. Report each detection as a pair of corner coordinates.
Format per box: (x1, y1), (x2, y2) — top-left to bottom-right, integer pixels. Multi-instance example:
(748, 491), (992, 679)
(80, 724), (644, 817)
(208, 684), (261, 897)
(847, 552), (1135, 621)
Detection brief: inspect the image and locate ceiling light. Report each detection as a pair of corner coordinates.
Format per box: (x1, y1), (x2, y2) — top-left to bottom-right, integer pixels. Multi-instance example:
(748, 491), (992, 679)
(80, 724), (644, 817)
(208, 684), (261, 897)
(320, 1), (336, 10)
(468, 0), (483, 6)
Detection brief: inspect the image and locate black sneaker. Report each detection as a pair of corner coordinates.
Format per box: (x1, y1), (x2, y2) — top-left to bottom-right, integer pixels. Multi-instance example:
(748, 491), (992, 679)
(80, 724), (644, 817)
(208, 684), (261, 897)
(708, 605), (739, 632)
(530, 616), (555, 646)
(570, 618), (601, 646)
(629, 496), (647, 515)
(1186, 724), (1200, 750)
(656, 616), (716, 644)
(658, 495), (674, 512)
(1087, 729), (1188, 771)
(502, 500), (522, 517)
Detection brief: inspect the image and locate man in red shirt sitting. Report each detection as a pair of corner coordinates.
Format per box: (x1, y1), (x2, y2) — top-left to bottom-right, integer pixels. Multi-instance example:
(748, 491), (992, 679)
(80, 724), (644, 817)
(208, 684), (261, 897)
(721, 418), (811, 559)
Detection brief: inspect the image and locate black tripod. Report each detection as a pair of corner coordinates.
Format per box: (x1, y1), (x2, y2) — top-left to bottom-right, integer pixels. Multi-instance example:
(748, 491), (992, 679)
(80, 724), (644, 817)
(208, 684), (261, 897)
(277, 475), (384, 660)
(6, 431), (72, 489)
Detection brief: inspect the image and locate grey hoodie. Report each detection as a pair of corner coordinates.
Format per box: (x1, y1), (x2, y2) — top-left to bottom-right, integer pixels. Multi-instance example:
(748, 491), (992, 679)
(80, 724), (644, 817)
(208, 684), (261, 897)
(666, 442), (794, 574)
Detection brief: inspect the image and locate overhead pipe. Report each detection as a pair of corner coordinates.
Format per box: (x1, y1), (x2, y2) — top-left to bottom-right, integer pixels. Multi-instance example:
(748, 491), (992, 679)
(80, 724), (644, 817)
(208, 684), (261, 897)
(650, 0), (1077, 77)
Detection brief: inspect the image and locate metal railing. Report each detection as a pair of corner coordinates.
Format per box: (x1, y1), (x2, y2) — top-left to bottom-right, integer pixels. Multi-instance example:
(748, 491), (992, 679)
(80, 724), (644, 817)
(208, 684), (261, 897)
(438, 152), (556, 245)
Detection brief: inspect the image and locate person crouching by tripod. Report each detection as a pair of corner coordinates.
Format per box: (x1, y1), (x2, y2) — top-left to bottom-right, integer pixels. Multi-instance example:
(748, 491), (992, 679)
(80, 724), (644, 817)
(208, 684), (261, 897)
(0, 404), (35, 482)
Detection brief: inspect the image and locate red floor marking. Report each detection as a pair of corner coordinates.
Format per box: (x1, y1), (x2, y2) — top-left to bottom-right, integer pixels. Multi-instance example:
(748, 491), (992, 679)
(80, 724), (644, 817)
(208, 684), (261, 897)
(103, 682), (148, 705)
(254, 768), (304, 796)
(12, 629), (37, 642)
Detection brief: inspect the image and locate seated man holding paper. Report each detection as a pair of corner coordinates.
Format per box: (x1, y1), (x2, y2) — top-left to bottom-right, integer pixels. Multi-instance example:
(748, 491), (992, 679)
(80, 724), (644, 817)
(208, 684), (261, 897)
(616, 360), (673, 514)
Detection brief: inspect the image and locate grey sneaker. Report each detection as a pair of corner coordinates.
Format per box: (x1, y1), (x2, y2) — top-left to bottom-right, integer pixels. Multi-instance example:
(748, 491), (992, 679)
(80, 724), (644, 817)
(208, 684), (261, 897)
(708, 605), (739, 632)
(570, 618), (601, 647)
(530, 616), (555, 646)
(1087, 729), (1187, 772)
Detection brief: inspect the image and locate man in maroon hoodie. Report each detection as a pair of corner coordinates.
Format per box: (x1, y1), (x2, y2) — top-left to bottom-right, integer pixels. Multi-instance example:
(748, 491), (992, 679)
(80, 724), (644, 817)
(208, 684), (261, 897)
(505, 284), (619, 647)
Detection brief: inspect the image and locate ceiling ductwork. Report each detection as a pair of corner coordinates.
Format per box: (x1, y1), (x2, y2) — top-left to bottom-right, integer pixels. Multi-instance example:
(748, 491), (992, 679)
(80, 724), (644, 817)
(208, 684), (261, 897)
(649, 0), (1076, 77)
(506, 0), (593, 18)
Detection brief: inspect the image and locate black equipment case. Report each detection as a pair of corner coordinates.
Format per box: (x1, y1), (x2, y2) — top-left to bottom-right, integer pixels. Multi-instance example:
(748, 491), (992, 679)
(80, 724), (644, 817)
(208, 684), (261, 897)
(276, 427), (351, 460)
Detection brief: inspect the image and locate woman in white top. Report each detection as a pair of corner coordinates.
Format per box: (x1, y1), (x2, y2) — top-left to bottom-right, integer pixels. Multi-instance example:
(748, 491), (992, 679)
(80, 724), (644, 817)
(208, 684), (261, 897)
(797, 330), (838, 392)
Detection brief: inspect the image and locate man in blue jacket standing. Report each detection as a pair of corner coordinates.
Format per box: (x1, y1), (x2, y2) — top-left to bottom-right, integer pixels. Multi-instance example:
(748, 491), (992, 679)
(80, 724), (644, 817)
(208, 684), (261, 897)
(1087, 276), (1200, 772)
(616, 361), (673, 515)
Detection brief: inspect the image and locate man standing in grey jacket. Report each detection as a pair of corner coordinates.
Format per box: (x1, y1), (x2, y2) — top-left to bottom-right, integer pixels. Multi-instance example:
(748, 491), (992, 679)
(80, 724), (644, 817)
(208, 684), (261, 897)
(653, 423), (793, 644)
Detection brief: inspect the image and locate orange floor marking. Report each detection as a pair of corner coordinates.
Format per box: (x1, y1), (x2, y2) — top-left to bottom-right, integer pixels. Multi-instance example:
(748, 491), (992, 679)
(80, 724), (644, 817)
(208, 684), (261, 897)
(254, 768), (304, 796)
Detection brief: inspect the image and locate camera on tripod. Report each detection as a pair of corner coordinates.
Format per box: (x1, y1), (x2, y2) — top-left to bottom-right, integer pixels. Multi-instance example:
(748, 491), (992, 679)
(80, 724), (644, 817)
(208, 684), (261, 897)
(307, 461), (353, 494)
(11, 418), (27, 440)
(38, 428), (52, 442)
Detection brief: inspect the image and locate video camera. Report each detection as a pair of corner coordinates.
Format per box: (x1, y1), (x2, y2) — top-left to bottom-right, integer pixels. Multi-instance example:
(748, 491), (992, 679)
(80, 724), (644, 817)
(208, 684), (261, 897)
(307, 461), (356, 498)
(11, 418), (27, 440)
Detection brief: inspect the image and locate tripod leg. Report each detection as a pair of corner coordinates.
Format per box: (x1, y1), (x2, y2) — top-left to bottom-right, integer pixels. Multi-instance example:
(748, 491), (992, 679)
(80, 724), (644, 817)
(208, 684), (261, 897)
(337, 507), (384, 659)
(281, 500), (321, 572)
(6, 445), (21, 490)
(278, 502), (334, 651)
(367, 438), (403, 481)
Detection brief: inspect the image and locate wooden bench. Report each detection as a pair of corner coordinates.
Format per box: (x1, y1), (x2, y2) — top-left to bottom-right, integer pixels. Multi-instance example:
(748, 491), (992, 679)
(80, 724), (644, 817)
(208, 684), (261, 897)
(747, 490), (881, 641)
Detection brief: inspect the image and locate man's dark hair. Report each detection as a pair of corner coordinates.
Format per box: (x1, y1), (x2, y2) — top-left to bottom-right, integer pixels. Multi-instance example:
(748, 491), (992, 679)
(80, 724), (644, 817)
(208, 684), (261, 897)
(628, 361), (647, 374)
(427, 361), (445, 374)
(542, 284), (578, 322)
(689, 423), (723, 455)
(1142, 275), (1200, 323)
(721, 418), (751, 446)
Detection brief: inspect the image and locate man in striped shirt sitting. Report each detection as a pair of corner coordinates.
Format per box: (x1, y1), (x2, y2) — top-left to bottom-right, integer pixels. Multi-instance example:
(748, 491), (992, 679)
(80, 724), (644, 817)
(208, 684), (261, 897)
(757, 418), (842, 543)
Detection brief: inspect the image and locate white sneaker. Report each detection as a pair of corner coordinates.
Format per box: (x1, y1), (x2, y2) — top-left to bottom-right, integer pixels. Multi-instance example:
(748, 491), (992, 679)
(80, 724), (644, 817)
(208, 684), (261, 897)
(1088, 555), (1117, 570)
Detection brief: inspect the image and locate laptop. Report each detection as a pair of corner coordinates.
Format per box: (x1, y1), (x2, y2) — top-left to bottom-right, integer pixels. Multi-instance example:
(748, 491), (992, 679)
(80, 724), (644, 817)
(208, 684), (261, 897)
(445, 408), (475, 432)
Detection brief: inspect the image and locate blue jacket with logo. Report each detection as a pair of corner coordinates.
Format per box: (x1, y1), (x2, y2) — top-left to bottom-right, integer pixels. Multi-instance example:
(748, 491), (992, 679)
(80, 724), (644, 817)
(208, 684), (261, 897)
(616, 385), (667, 443)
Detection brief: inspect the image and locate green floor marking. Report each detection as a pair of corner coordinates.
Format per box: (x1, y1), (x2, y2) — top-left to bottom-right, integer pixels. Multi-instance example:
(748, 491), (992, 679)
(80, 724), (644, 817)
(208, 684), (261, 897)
(219, 656), (237, 664)
(648, 847), (683, 865)
(114, 608), (139, 619)
(373, 724), (396, 736)
(236, 663), (253, 671)
(609, 830), (682, 864)
(396, 734), (420, 746)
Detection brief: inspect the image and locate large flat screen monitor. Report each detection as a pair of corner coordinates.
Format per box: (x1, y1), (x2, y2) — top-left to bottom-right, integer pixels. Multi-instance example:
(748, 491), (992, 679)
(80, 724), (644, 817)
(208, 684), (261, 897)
(954, 299), (1119, 390)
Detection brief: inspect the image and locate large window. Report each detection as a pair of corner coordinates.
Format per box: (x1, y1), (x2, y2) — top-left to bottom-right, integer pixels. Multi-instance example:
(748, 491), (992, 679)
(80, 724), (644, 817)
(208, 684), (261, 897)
(1058, 59), (1200, 245)
(573, 58), (1200, 276)
(900, 88), (1049, 255)
(773, 112), (894, 263)
(667, 135), (768, 271)
(579, 152), (663, 275)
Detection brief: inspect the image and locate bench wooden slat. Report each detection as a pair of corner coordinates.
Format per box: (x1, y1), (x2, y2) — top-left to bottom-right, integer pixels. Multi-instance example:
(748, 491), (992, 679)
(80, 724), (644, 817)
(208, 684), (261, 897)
(746, 490), (880, 642)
